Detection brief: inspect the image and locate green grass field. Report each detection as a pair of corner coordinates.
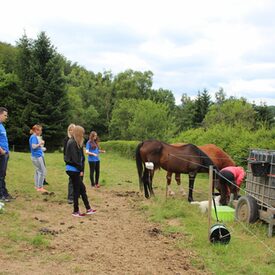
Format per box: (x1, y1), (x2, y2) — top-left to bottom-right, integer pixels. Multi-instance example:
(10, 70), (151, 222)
(1, 151), (275, 274)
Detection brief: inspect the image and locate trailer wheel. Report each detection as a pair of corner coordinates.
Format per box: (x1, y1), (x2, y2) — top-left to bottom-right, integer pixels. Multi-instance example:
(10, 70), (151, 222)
(235, 196), (259, 223)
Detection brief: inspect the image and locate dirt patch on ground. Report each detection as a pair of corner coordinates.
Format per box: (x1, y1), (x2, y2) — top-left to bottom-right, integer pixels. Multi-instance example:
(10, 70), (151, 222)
(0, 188), (206, 274)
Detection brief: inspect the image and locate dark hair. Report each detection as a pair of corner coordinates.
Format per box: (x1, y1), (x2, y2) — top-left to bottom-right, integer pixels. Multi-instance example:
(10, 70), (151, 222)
(89, 131), (99, 149)
(0, 107), (8, 114)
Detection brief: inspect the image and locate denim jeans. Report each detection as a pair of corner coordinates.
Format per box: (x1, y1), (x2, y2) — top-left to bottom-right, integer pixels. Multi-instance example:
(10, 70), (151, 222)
(0, 154), (9, 197)
(31, 156), (47, 188)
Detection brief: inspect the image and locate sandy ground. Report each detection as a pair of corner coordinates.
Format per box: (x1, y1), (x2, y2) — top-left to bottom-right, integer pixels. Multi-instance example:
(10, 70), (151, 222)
(0, 188), (207, 275)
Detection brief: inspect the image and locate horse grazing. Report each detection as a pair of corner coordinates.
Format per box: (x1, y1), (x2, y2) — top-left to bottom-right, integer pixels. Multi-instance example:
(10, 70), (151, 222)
(167, 143), (236, 198)
(136, 140), (215, 201)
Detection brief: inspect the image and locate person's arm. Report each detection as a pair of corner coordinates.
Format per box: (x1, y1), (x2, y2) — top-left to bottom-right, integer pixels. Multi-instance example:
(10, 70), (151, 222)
(31, 135), (44, 149)
(86, 151), (98, 156)
(0, 147), (6, 155)
(236, 168), (245, 186)
(85, 143), (98, 156)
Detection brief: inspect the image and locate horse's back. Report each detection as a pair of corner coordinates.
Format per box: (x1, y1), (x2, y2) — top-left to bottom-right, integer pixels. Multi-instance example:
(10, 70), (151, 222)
(162, 143), (211, 173)
(199, 144), (235, 169)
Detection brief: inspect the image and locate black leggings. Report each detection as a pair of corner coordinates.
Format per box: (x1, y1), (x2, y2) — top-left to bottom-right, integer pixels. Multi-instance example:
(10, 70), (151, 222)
(66, 171), (91, 213)
(89, 161), (100, 186)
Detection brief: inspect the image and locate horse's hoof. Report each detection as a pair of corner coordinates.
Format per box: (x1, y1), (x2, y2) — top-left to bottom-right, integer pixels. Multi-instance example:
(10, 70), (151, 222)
(180, 191), (186, 196)
(188, 198), (194, 203)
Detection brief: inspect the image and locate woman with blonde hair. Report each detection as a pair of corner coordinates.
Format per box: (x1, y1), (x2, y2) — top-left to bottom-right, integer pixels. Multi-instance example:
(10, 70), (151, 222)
(64, 125), (96, 217)
(29, 124), (47, 192)
(63, 123), (75, 203)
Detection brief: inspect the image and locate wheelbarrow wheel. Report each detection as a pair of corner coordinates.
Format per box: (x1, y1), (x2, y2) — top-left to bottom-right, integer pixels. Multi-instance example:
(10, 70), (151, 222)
(235, 195), (259, 223)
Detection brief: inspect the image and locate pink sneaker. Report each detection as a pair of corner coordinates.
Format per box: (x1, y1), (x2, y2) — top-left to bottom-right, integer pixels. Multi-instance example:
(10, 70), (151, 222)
(72, 212), (85, 217)
(37, 188), (48, 192)
(86, 209), (96, 215)
(95, 184), (100, 188)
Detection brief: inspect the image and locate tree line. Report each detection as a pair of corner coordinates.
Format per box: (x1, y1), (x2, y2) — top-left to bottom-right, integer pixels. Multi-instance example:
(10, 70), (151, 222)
(0, 32), (274, 150)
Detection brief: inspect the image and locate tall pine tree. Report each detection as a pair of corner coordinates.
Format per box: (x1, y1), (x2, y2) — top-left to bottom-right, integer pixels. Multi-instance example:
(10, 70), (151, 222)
(16, 32), (69, 148)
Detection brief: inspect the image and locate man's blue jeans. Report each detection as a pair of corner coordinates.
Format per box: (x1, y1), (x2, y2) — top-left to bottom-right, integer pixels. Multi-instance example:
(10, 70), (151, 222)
(0, 154), (9, 198)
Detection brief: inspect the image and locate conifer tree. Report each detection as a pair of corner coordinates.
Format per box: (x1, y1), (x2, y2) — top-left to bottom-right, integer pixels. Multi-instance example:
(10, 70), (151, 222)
(16, 32), (69, 148)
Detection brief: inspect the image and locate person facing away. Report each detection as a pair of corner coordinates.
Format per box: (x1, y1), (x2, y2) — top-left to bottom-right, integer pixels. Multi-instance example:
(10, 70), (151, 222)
(219, 166), (246, 205)
(29, 124), (48, 193)
(64, 125), (96, 217)
(63, 123), (75, 204)
(85, 131), (105, 188)
(0, 107), (13, 202)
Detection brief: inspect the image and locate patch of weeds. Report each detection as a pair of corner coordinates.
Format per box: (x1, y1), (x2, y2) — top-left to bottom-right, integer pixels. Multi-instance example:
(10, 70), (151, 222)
(139, 204), (149, 211)
(30, 234), (50, 248)
(48, 253), (73, 263)
(73, 266), (88, 273)
(8, 231), (29, 243)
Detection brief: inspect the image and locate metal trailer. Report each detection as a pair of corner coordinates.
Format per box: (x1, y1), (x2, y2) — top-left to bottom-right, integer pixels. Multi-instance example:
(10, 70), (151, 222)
(235, 149), (275, 237)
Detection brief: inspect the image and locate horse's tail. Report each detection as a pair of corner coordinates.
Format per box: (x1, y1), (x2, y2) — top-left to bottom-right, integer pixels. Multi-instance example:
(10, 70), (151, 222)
(136, 142), (144, 192)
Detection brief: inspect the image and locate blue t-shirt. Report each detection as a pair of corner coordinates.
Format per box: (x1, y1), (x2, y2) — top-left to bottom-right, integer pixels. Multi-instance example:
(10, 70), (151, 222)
(29, 134), (43, 157)
(0, 123), (9, 153)
(86, 141), (100, 162)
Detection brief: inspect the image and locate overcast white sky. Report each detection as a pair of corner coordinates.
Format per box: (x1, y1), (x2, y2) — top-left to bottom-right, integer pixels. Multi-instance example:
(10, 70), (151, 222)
(1, 0), (275, 105)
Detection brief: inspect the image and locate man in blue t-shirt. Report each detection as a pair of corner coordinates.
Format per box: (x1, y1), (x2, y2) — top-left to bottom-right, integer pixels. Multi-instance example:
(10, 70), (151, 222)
(0, 107), (12, 202)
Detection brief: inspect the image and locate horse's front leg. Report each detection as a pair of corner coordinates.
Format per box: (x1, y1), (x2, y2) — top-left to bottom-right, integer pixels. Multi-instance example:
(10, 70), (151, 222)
(188, 172), (196, 202)
(175, 173), (186, 196)
(166, 172), (175, 196)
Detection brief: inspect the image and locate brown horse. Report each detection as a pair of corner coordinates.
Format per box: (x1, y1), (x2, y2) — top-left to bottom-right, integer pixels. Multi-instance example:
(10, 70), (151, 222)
(167, 143), (235, 198)
(135, 140), (216, 201)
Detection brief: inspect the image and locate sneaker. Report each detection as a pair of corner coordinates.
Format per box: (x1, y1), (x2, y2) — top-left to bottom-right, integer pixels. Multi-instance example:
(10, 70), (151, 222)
(86, 209), (96, 215)
(0, 197), (10, 202)
(43, 181), (49, 185)
(68, 199), (73, 204)
(95, 184), (100, 188)
(6, 194), (14, 200)
(72, 212), (85, 217)
(37, 188), (48, 193)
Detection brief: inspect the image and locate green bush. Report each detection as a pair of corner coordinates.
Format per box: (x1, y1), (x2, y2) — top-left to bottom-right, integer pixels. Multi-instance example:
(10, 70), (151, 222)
(101, 125), (275, 166)
(171, 123), (275, 166)
(101, 140), (139, 159)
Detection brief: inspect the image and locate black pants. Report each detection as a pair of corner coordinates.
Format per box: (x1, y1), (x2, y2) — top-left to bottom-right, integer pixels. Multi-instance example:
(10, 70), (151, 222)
(89, 161), (100, 186)
(67, 177), (73, 201)
(66, 171), (91, 213)
(0, 154), (9, 198)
